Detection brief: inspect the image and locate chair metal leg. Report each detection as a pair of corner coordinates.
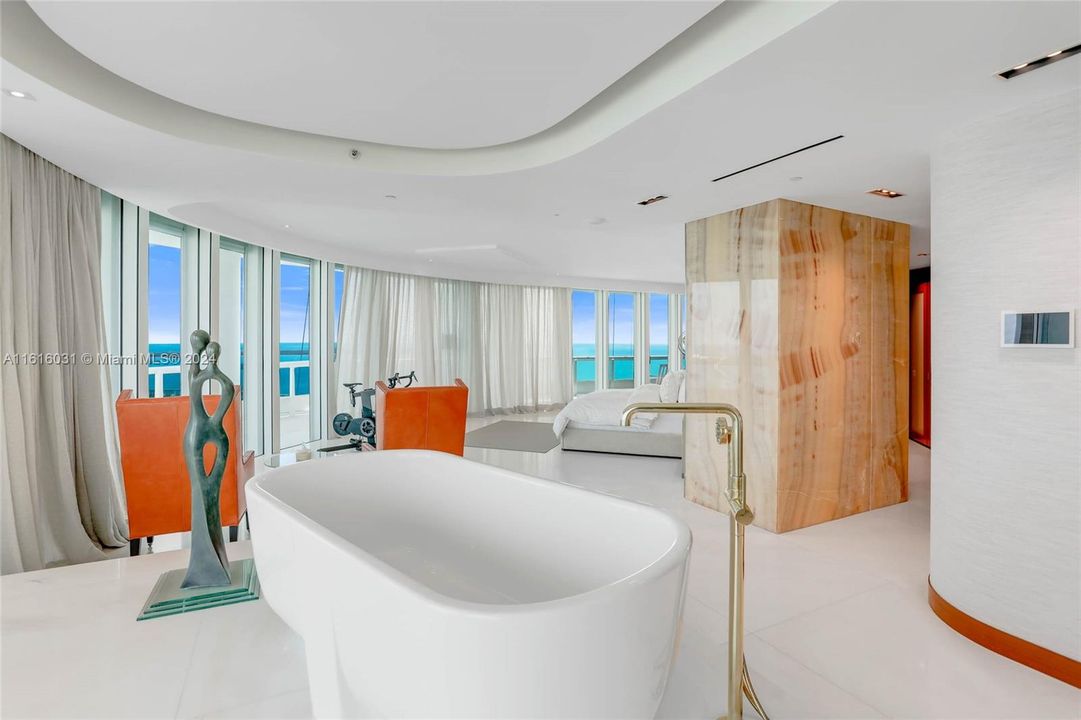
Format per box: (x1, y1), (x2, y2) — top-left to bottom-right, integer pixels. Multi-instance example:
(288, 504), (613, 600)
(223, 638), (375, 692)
(229, 525), (239, 542)
(129, 538), (141, 556)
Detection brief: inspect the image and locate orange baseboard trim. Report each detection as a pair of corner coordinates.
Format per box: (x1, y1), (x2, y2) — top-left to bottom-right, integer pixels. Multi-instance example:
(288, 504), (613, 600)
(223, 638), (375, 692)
(928, 579), (1081, 688)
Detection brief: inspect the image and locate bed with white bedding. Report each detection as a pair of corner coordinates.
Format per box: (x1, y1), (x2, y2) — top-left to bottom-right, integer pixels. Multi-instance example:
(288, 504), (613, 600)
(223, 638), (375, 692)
(553, 371), (685, 458)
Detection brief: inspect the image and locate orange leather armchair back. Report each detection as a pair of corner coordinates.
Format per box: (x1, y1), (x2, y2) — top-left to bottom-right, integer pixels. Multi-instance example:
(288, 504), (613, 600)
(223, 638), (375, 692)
(375, 379), (469, 455)
(116, 389), (252, 540)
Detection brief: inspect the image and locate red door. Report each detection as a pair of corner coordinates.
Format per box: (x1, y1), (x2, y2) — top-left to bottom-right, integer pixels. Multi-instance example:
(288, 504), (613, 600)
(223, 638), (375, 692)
(909, 282), (931, 447)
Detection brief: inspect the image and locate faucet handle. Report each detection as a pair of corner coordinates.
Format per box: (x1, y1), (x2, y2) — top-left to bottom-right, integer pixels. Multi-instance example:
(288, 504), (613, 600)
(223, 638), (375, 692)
(725, 490), (755, 525)
(715, 417), (732, 444)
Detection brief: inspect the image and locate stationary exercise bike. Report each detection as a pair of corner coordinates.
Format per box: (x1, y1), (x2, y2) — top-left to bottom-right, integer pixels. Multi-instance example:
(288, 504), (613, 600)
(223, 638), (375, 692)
(385, 370), (417, 389)
(324, 382), (377, 452)
(322, 371), (419, 452)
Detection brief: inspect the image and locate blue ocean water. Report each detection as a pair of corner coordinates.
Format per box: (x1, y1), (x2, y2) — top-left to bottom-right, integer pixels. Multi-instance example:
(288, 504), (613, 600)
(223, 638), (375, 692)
(573, 344), (669, 382)
(148, 342), (310, 398)
(148, 342), (667, 397)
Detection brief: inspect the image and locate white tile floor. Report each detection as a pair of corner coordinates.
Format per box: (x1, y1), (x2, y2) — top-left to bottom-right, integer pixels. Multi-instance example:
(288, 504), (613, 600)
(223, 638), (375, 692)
(2, 415), (1079, 719)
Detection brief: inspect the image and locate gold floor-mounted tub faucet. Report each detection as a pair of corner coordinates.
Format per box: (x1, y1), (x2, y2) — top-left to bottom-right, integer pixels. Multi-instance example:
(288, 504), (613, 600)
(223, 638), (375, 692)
(621, 402), (769, 720)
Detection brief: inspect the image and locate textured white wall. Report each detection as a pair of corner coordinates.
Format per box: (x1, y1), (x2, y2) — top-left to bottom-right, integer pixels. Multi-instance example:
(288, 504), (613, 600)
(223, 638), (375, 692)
(929, 90), (1081, 660)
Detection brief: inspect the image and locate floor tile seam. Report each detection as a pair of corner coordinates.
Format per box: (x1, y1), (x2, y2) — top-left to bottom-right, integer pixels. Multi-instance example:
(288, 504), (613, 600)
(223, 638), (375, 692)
(749, 625), (896, 720)
(745, 580), (896, 637)
(171, 616), (207, 720)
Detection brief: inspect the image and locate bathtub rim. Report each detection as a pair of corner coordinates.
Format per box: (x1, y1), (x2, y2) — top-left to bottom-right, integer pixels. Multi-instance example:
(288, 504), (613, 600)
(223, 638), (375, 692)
(247, 449), (692, 614)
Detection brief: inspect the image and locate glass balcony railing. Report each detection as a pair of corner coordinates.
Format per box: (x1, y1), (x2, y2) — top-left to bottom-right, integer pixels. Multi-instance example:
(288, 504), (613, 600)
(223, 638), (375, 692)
(146, 358), (311, 400)
(279, 359), (311, 449)
(572, 355), (668, 394)
(278, 360), (310, 398)
(147, 364), (182, 398)
(608, 356), (635, 389)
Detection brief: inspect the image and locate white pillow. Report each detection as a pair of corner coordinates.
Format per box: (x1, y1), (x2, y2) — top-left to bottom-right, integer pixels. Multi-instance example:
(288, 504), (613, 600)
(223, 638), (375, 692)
(659, 369), (682, 403)
(628, 382), (662, 405)
(625, 383), (661, 428)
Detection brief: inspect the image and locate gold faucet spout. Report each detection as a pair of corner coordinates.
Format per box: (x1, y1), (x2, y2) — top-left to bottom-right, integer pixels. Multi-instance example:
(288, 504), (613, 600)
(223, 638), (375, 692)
(620, 402), (752, 525)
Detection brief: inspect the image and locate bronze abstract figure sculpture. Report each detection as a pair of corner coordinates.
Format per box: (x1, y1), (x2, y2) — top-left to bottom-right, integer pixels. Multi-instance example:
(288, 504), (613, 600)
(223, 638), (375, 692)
(137, 330), (259, 620)
(181, 330), (235, 589)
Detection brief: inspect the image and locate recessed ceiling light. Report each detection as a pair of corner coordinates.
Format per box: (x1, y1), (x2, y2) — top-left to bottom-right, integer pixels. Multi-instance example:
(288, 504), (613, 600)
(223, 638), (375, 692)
(283, 224), (291, 229)
(636, 195), (669, 206)
(384, 194), (397, 200)
(588, 217), (607, 225)
(789, 176), (803, 182)
(917, 252), (929, 257)
(867, 188), (904, 199)
(998, 43), (1081, 79)
(4, 89), (34, 100)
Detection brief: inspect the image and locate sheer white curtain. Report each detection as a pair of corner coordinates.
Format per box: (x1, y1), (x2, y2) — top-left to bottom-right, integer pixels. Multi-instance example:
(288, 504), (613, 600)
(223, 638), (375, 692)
(1, 135), (128, 573)
(335, 266), (571, 415)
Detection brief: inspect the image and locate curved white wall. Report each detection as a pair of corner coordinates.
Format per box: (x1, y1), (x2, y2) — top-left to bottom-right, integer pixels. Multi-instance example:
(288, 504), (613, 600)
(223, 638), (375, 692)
(929, 89), (1081, 660)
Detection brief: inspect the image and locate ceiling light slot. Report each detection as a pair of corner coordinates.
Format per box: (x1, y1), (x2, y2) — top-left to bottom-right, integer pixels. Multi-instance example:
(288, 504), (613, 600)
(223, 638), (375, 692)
(998, 43), (1080, 79)
(711, 135), (844, 183)
(867, 188), (904, 199)
(637, 195), (669, 206)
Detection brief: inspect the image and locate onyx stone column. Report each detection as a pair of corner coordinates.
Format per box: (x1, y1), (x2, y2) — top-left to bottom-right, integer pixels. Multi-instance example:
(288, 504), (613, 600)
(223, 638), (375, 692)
(684, 198), (909, 532)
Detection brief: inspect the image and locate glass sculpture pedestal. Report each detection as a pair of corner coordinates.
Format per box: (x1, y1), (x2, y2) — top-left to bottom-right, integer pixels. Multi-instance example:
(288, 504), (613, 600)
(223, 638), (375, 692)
(137, 558), (260, 621)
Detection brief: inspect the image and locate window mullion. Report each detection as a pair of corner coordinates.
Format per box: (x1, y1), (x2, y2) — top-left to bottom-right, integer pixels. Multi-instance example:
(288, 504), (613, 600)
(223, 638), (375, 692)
(266, 250), (281, 455)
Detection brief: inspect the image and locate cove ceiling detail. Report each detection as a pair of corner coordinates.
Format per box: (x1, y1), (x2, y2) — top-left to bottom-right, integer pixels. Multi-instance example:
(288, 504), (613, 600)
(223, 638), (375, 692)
(4, 0), (831, 175)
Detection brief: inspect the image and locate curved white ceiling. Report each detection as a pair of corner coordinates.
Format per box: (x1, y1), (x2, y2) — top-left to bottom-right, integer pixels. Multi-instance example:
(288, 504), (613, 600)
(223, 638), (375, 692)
(28, 0), (716, 149)
(3, 0), (833, 175)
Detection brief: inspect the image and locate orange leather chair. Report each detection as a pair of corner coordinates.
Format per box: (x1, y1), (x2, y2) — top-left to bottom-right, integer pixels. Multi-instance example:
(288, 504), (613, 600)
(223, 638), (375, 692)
(375, 379), (469, 455)
(116, 389), (253, 555)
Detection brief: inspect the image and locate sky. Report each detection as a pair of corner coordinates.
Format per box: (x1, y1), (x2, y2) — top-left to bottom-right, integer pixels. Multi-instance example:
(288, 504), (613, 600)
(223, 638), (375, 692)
(147, 244), (344, 347)
(147, 244), (182, 344)
(571, 290), (668, 352)
(279, 262), (311, 344)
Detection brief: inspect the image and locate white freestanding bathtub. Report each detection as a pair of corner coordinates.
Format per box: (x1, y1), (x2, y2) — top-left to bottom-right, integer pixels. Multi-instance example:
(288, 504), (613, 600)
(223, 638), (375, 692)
(247, 450), (691, 719)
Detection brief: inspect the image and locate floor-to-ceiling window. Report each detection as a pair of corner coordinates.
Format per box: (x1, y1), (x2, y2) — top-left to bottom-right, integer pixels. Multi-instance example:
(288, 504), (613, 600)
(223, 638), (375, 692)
(146, 215), (184, 397)
(218, 240), (245, 392)
(279, 254), (313, 448)
(607, 292), (635, 389)
(572, 290), (598, 395)
(648, 293), (670, 382)
(219, 238), (264, 453)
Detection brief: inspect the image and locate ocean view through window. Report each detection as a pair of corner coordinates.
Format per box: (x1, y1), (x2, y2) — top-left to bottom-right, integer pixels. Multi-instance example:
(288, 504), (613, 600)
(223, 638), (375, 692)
(607, 292), (635, 389)
(279, 255), (313, 449)
(147, 217), (183, 398)
(648, 293), (669, 382)
(572, 290), (597, 395)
